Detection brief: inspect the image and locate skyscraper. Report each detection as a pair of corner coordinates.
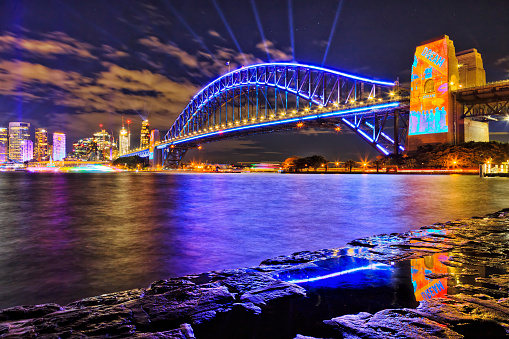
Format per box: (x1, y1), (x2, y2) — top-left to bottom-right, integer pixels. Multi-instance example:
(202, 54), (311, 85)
(35, 128), (49, 161)
(93, 129), (110, 151)
(0, 127), (7, 162)
(8, 122), (30, 162)
(53, 132), (66, 161)
(119, 125), (130, 155)
(140, 120), (150, 149)
(21, 140), (33, 162)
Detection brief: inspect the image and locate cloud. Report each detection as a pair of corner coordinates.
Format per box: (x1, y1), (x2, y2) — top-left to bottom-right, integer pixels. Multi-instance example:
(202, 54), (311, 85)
(298, 128), (336, 136)
(255, 40), (292, 62)
(0, 32), (96, 59)
(0, 60), (90, 99)
(313, 40), (329, 49)
(208, 30), (224, 40)
(0, 59), (199, 130)
(197, 139), (263, 152)
(495, 56), (509, 66)
(102, 45), (129, 59)
(138, 36), (263, 77)
(138, 36), (200, 68)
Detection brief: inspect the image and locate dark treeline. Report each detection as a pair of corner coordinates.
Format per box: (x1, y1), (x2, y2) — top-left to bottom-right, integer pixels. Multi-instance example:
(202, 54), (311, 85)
(112, 155), (148, 169)
(392, 141), (509, 168)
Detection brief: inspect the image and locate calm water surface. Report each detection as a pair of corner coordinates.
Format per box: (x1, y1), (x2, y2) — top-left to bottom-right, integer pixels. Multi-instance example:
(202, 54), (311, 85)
(0, 172), (508, 308)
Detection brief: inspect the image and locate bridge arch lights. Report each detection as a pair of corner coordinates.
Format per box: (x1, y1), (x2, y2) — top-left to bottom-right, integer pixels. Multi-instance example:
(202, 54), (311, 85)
(165, 63), (398, 142)
(120, 63), (410, 166)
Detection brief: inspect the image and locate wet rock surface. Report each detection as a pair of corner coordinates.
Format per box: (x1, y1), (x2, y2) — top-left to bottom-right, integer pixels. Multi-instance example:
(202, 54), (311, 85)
(2, 209), (509, 338)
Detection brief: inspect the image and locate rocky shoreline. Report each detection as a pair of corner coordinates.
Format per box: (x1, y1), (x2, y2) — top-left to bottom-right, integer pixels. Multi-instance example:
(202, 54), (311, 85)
(2, 209), (509, 338)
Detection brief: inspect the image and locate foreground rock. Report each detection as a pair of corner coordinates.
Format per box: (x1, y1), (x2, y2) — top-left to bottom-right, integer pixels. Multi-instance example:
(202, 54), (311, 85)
(1, 209), (509, 338)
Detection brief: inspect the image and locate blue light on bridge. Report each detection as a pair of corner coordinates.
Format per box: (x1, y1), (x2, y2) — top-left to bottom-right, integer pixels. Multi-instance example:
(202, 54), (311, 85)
(192, 62), (396, 101)
(158, 102), (401, 150)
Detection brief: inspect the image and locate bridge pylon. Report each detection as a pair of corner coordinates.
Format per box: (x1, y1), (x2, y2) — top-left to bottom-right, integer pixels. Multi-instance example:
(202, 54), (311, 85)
(407, 35), (489, 150)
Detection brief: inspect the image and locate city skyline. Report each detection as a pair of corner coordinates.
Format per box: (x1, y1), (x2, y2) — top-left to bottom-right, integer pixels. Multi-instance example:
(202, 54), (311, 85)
(0, 1), (508, 162)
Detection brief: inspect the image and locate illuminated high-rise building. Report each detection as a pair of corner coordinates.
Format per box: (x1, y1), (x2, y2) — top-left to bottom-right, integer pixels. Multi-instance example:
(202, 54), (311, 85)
(0, 127), (7, 162)
(119, 125), (130, 155)
(72, 137), (95, 160)
(21, 140), (33, 162)
(93, 128), (117, 160)
(8, 122), (30, 162)
(93, 129), (111, 151)
(53, 132), (66, 161)
(35, 128), (49, 161)
(140, 120), (150, 149)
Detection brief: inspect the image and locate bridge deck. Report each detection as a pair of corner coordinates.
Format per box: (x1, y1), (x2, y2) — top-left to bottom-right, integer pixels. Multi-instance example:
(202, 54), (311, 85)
(121, 98), (409, 158)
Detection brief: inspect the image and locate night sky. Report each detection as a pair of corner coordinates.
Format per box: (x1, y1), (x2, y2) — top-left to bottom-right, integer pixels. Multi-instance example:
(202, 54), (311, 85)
(0, 0), (508, 163)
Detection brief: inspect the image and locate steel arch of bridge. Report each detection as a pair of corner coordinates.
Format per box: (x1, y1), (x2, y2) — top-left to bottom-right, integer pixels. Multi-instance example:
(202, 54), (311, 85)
(162, 63), (408, 160)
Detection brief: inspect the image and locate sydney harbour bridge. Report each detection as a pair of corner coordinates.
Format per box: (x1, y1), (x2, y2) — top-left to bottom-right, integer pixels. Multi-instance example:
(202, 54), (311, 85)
(123, 62), (410, 167)
(120, 35), (509, 167)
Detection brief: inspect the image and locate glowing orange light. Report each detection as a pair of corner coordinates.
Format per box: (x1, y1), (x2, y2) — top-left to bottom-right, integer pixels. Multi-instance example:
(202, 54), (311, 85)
(170, 144), (175, 148)
(335, 126), (341, 132)
(198, 145), (202, 150)
(297, 122), (304, 128)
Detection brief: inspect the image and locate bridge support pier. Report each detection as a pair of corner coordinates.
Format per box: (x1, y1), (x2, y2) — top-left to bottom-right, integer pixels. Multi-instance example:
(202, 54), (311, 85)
(150, 148), (163, 168)
(163, 147), (188, 169)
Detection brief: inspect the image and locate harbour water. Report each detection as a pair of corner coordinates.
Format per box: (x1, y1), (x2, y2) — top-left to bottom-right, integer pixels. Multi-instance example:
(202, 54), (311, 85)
(1, 172), (508, 309)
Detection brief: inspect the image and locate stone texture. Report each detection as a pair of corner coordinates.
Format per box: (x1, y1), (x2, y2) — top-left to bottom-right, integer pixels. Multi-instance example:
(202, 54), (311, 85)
(323, 294), (509, 338)
(2, 208), (509, 338)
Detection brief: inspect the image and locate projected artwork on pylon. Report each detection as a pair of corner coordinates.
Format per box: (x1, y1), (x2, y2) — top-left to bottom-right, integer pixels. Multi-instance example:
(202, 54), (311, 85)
(411, 253), (448, 302)
(409, 37), (449, 135)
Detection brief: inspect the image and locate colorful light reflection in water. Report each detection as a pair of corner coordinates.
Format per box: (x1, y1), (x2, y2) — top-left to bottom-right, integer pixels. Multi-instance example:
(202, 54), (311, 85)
(411, 253), (449, 301)
(274, 256), (392, 288)
(27, 164), (122, 173)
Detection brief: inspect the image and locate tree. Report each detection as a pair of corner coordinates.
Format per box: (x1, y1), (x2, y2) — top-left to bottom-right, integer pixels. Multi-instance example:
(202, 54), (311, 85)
(372, 159), (383, 172)
(344, 160), (356, 172)
(112, 155), (146, 169)
(283, 156), (300, 172)
(307, 155), (328, 171)
(294, 157), (309, 172)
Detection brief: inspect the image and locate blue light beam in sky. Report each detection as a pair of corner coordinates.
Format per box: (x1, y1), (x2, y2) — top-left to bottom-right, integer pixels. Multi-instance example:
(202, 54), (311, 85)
(251, 0), (271, 62)
(288, 0), (295, 62)
(163, 1), (219, 65)
(212, 0), (248, 65)
(322, 0), (344, 66)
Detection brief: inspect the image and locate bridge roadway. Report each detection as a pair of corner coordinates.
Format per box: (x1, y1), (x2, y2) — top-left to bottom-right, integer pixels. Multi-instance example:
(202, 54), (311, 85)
(124, 97), (410, 160)
(452, 79), (509, 119)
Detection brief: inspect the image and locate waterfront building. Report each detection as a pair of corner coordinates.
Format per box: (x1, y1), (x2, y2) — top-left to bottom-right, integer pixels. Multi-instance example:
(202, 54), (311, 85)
(93, 129), (110, 151)
(0, 127), (7, 162)
(140, 120), (150, 149)
(72, 137), (96, 160)
(53, 132), (66, 161)
(119, 125), (130, 155)
(93, 129), (118, 160)
(35, 128), (49, 161)
(21, 140), (34, 162)
(8, 122), (30, 162)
